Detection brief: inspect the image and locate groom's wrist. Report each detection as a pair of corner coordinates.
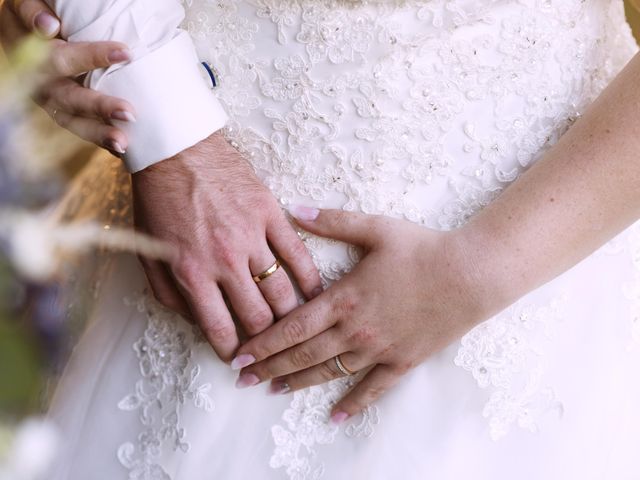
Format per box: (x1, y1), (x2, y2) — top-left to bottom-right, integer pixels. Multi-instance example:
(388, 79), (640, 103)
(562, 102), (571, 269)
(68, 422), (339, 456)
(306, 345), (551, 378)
(97, 32), (228, 173)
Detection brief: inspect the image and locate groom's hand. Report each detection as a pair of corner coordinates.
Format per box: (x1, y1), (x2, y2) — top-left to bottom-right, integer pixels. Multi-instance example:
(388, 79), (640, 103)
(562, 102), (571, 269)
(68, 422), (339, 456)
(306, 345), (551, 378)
(132, 131), (323, 362)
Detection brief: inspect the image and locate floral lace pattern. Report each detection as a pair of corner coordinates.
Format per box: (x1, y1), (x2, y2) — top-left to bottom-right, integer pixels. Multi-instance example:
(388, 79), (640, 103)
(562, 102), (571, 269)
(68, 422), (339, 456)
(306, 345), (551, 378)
(269, 361), (379, 479)
(455, 298), (566, 440)
(117, 294), (214, 479)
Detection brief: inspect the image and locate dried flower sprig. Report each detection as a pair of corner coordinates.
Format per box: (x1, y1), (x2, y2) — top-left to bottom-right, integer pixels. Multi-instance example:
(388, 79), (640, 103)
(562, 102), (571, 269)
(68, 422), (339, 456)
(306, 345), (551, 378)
(0, 209), (174, 282)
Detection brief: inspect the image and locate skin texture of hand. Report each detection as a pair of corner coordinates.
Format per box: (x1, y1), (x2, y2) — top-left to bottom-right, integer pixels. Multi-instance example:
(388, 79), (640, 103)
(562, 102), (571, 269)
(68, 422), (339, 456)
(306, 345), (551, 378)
(0, 0), (135, 154)
(231, 205), (491, 424)
(132, 131), (324, 362)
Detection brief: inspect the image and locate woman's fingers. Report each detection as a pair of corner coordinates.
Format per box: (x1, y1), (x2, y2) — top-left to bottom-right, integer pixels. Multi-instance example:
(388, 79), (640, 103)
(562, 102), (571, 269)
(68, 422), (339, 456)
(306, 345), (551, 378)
(49, 108), (128, 154)
(330, 364), (401, 424)
(13, 0), (60, 38)
(40, 77), (135, 123)
(44, 40), (131, 77)
(267, 351), (365, 394)
(250, 249), (299, 319)
(266, 212), (323, 301)
(231, 292), (336, 369)
(238, 329), (346, 385)
(288, 205), (384, 249)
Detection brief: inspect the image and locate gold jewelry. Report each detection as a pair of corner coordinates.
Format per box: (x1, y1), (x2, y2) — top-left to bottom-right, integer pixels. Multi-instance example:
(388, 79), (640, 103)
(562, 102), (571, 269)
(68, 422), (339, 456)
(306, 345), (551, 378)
(334, 354), (356, 376)
(52, 108), (59, 123)
(252, 259), (281, 283)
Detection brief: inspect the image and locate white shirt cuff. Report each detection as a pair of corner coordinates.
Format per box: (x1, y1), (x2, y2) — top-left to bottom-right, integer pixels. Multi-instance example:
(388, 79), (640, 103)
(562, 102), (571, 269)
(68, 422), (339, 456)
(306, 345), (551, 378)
(94, 32), (228, 172)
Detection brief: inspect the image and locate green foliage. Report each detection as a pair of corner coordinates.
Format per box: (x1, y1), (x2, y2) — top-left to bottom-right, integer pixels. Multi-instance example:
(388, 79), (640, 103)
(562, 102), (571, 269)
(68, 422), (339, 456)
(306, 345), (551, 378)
(0, 260), (42, 416)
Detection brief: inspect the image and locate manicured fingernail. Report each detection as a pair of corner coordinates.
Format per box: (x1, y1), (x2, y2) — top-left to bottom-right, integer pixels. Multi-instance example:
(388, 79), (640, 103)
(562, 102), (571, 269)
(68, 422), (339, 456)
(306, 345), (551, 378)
(34, 12), (60, 38)
(289, 204), (319, 221)
(268, 380), (291, 395)
(103, 139), (125, 154)
(235, 373), (260, 389)
(111, 110), (136, 123)
(108, 49), (131, 63)
(330, 411), (349, 425)
(310, 286), (323, 299)
(231, 354), (255, 370)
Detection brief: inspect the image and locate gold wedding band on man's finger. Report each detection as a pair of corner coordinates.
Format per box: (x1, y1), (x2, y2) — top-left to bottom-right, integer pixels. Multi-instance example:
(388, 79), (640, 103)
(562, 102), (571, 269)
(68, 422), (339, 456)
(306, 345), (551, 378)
(252, 258), (281, 283)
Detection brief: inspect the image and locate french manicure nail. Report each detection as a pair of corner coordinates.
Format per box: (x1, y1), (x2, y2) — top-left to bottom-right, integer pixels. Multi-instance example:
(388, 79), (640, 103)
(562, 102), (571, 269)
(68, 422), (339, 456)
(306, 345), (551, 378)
(34, 12), (60, 38)
(108, 49), (131, 64)
(103, 139), (125, 155)
(289, 204), (320, 221)
(111, 110), (137, 123)
(231, 354), (255, 370)
(268, 380), (291, 395)
(235, 373), (260, 389)
(330, 411), (349, 426)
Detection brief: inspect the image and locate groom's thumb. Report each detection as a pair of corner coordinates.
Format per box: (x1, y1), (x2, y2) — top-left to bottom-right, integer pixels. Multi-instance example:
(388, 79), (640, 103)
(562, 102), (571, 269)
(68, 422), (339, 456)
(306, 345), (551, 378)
(287, 205), (379, 247)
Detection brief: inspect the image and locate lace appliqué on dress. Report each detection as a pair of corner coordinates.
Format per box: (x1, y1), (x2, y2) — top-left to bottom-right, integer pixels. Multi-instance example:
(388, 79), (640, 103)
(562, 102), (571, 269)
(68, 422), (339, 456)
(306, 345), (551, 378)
(270, 376), (379, 480)
(116, 293), (214, 480)
(455, 298), (566, 440)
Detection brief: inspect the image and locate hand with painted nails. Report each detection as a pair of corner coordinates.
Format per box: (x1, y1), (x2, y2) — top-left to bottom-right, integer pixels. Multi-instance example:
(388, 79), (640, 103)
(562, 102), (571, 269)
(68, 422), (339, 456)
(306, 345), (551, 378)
(231, 206), (498, 424)
(0, 0), (135, 155)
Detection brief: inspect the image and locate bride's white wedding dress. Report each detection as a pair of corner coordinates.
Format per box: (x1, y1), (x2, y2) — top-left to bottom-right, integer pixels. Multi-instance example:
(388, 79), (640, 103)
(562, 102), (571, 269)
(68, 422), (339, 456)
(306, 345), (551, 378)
(49, 1), (640, 478)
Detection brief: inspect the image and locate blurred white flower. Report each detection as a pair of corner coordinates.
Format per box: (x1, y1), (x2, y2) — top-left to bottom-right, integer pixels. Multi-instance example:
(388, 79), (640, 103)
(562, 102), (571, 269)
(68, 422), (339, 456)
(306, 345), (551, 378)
(0, 210), (174, 282)
(0, 418), (58, 480)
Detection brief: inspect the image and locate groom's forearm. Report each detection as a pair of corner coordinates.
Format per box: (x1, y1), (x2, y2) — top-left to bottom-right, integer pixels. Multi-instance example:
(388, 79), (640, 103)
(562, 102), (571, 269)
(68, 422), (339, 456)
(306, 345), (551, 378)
(459, 50), (640, 310)
(45, 0), (228, 172)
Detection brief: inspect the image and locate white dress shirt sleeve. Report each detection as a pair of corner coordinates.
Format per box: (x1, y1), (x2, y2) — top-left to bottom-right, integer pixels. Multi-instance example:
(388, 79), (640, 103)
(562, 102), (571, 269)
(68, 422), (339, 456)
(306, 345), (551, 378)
(46, 0), (228, 172)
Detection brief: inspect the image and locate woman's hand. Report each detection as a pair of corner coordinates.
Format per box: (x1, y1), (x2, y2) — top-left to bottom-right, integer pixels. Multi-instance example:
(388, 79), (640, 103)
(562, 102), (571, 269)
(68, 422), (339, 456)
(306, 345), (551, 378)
(0, 0), (135, 154)
(231, 206), (498, 424)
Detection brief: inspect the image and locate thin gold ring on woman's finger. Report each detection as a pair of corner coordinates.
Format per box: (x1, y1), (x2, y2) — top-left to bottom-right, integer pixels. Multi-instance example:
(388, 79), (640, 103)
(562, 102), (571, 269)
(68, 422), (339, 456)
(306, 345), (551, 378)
(334, 354), (357, 376)
(252, 258), (281, 283)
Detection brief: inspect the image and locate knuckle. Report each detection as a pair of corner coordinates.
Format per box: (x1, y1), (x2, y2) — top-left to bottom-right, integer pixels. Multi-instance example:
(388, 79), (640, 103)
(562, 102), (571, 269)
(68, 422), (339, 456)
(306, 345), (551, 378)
(331, 290), (359, 317)
(95, 96), (111, 118)
(245, 308), (273, 334)
(201, 319), (234, 343)
(319, 361), (338, 381)
(363, 384), (387, 403)
(282, 319), (306, 345)
(50, 48), (72, 76)
(349, 326), (376, 346)
(333, 210), (354, 231)
(393, 361), (413, 375)
(92, 48), (108, 68)
(261, 277), (292, 304)
(215, 243), (241, 270)
(55, 112), (70, 128)
(286, 236), (308, 257)
(174, 259), (202, 290)
(289, 347), (314, 369)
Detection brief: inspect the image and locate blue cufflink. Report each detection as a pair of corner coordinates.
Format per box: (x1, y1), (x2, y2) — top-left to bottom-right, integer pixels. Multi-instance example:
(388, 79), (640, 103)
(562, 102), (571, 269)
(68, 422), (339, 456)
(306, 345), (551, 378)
(201, 62), (218, 89)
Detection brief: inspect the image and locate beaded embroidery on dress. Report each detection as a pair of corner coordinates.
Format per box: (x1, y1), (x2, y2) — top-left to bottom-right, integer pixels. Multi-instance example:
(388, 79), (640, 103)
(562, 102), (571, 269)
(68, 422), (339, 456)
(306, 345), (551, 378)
(47, 1), (640, 479)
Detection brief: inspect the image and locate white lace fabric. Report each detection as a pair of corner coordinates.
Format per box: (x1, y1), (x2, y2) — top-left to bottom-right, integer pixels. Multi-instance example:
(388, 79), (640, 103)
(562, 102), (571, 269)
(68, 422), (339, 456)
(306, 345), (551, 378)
(47, 1), (640, 479)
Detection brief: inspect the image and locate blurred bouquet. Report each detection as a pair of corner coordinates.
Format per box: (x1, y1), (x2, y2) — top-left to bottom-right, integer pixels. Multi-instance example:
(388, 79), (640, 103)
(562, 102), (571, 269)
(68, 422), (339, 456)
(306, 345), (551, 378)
(0, 36), (171, 478)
